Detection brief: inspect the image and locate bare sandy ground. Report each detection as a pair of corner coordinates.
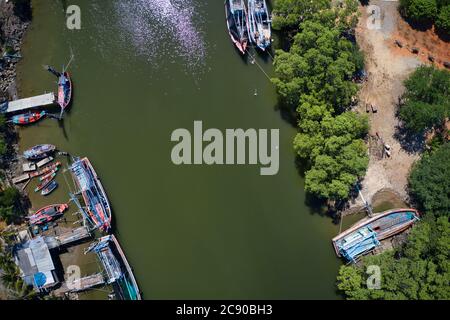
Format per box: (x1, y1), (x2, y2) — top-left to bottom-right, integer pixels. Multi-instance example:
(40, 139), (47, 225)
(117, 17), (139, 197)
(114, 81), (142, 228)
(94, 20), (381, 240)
(351, 1), (423, 209)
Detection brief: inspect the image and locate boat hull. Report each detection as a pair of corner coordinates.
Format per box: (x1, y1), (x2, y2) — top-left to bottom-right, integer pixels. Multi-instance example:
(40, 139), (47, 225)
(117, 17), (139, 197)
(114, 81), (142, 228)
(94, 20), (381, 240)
(248, 0), (271, 51)
(332, 208), (419, 261)
(58, 72), (72, 110)
(12, 111), (46, 125)
(24, 144), (56, 160)
(225, 0), (249, 55)
(28, 204), (68, 225)
(70, 157), (112, 232)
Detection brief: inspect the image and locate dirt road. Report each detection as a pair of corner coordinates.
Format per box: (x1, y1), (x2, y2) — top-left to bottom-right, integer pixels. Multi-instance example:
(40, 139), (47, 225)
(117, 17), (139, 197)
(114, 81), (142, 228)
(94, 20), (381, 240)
(353, 0), (423, 208)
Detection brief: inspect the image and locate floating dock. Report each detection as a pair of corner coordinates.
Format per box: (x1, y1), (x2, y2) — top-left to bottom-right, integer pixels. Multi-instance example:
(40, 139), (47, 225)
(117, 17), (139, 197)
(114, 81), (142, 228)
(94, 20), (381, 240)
(55, 273), (105, 296)
(1, 92), (55, 114)
(56, 227), (91, 246)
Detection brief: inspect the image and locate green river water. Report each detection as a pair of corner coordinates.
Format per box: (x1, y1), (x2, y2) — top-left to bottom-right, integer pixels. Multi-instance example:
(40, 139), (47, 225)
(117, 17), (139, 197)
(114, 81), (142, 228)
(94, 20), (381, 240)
(15, 0), (354, 299)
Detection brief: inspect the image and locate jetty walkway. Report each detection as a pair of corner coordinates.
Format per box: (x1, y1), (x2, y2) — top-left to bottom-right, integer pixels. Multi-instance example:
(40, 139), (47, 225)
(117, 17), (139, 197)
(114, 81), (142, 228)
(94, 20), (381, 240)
(0, 92), (55, 113)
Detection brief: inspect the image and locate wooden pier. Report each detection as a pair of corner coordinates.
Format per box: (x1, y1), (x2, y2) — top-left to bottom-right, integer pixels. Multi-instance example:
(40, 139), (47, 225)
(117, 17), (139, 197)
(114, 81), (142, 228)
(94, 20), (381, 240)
(55, 273), (105, 296)
(1, 92), (55, 114)
(56, 227), (91, 246)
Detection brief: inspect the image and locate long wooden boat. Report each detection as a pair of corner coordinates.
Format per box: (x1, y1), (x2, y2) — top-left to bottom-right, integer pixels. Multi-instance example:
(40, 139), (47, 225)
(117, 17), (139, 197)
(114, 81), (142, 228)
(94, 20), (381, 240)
(41, 181), (58, 196)
(30, 161), (61, 178)
(70, 157), (111, 232)
(57, 71), (72, 110)
(39, 168), (59, 182)
(34, 172), (56, 192)
(225, 0), (249, 54)
(12, 111), (46, 125)
(248, 0), (271, 51)
(332, 208), (419, 262)
(85, 235), (141, 300)
(23, 144), (56, 161)
(27, 203), (68, 226)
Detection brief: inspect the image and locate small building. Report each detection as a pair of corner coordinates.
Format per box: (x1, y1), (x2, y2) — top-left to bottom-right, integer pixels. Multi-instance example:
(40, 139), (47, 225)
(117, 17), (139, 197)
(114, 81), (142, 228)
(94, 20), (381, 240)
(14, 236), (59, 291)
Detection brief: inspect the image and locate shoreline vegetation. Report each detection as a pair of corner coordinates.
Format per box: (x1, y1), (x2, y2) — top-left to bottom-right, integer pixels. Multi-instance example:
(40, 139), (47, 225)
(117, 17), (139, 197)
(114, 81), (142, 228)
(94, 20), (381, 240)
(0, 0), (37, 300)
(271, 0), (449, 300)
(271, 0), (369, 208)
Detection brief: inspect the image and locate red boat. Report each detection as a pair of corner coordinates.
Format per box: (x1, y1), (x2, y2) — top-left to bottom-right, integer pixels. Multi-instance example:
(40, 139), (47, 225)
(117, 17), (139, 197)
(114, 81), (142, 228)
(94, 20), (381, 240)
(58, 72), (72, 110)
(28, 204), (68, 226)
(12, 111), (47, 125)
(30, 162), (62, 178)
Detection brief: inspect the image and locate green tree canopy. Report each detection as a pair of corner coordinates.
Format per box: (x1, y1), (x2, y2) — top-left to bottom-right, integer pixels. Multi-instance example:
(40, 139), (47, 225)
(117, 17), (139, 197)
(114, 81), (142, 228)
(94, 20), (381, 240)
(337, 217), (450, 300)
(399, 66), (450, 133)
(409, 143), (450, 217)
(400, 0), (438, 23)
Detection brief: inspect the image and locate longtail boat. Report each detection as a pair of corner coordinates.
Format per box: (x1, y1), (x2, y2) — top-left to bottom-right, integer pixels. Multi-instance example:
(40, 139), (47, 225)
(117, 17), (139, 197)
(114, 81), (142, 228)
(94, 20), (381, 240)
(34, 173), (56, 192)
(248, 0), (271, 51)
(332, 208), (420, 262)
(225, 0), (249, 54)
(70, 157), (111, 232)
(39, 168), (59, 182)
(57, 72), (72, 110)
(86, 235), (141, 300)
(30, 162), (61, 178)
(12, 111), (46, 125)
(41, 181), (58, 196)
(27, 203), (68, 226)
(24, 144), (56, 161)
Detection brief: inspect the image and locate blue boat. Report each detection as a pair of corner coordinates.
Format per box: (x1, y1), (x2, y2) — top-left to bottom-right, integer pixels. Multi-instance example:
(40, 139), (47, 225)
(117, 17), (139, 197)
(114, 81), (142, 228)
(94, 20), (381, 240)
(86, 235), (141, 300)
(24, 144), (56, 160)
(332, 208), (420, 262)
(247, 0), (271, 51)
(41, 181), (58, 196)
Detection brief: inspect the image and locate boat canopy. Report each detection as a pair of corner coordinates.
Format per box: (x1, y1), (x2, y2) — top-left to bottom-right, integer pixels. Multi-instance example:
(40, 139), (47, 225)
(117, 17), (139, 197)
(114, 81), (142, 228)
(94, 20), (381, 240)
(337, 227), (380, 262)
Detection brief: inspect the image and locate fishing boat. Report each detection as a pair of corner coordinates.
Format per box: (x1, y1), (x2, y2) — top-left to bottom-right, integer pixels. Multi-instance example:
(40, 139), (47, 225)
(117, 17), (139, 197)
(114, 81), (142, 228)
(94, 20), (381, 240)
(12, 111), (46, 125)
(57, 71), (72, 110)
(86, 235), (141, 300)
(34, 173), (56, 192)
(27, 204), (68, 226)
(332, 208), (420, 262)
(41, 181), (58, 196)
(39, 168), (59, 182)
(30, 162), (61, 178)
(23, 144), (56, 161)
(225, 0), (249, 54)
(70, 157), (111, 232)
(247, 0), (271, 51)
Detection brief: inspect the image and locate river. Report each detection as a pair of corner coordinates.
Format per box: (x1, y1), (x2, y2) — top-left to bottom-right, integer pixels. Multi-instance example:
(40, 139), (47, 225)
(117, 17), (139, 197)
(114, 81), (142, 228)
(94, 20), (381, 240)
(16, 0), (348, 299)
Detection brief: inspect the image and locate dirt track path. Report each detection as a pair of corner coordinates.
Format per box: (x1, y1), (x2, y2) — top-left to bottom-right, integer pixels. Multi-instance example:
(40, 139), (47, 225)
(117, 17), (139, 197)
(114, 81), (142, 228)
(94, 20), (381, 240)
(352, 1), (422, 208)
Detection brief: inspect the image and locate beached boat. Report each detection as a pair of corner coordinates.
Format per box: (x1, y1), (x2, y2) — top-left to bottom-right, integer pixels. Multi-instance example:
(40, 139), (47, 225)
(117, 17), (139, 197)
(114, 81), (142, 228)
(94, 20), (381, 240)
(27, 203), (68, 226)
(23, 144), (56, 161)
(332, 208), (420, 262)
(39, 168), (59, 182)
(86, 235), (141, 300)
(225, 0), (249, 54)
(41, 181), (58, 196)
(70, 157), (111, 232)
(12, 111), (46, 125)
(34, 172), (56, 192)
(57, 72), (72, 110)
(247, 0), (271, 51)
(30, 162), (61, 178)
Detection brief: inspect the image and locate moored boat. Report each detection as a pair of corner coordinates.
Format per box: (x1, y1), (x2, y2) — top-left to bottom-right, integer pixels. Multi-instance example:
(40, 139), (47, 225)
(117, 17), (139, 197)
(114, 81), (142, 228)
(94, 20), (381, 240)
(248, 0), (271, 51)
(57, 72), (72, 110)
(12, 111), (46, 125)
(24, 144), (56, 161)
(225, 0), (249, 54)
(332, 208), (420, 262)
(34, 173), (56, 192)
(41, 181), (58, 196)
(39, 168), (59, 182)
(86, 235), (141, 300)
(30, 162), (61, 178)
(70, 157), (111, 232)
(27, 203), (68, 226)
